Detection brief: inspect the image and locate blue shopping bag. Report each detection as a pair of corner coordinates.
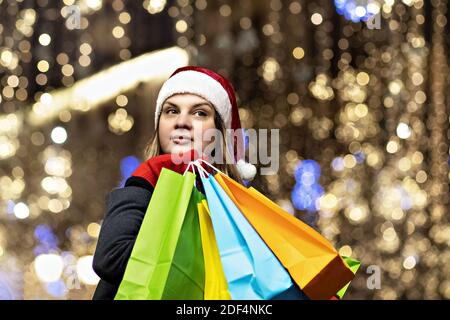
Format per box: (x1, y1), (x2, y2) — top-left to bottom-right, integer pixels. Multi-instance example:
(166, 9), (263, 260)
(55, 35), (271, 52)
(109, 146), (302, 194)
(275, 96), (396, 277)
(199, 171), (295, 300)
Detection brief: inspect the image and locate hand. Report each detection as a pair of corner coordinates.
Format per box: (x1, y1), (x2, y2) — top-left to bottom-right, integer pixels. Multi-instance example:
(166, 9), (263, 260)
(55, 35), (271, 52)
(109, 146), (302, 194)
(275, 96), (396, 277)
(130, 149), (209, 188)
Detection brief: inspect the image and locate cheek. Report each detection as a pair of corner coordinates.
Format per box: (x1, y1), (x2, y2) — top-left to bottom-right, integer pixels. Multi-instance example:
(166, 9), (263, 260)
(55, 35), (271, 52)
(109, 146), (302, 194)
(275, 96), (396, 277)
(192, 119), (216, 142)
(158, 121), (172, 151)
(193, 121), (217, 155)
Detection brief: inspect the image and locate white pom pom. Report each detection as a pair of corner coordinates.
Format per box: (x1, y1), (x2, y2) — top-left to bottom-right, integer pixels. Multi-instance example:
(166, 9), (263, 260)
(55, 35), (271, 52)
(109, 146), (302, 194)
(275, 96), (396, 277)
(236, 159), (257, 181)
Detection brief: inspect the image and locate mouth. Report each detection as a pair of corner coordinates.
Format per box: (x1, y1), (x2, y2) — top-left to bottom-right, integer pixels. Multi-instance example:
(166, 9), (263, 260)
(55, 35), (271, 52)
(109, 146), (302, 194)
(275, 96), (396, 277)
(171, 135), (193, 145)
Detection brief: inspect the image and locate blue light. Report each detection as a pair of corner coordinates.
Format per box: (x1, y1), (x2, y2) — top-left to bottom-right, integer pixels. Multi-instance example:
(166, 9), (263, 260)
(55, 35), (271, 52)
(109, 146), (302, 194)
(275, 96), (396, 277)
(400, 197), (412, 211)
(294, 159), (321, 183)
(119, 155), (141, 187)
(34, 224), (59, 255)
(242, 179), (251, 187)
(355, 151), (365, 163)
(291, 184), (324, 212)
(46, 280), (67, 298)
(6, 200), (15, 215)
(291, 159), (325, 214)
(0, 272), (19, 299)
(244, 129), (250, 150)
(398, 186), (413, 210)
(334, 0), (377, 23)
(34, 224), (58, 244)
(120, 155), (141, 178)
(300, 171), (316, 186)
(331, 156), (345, 171)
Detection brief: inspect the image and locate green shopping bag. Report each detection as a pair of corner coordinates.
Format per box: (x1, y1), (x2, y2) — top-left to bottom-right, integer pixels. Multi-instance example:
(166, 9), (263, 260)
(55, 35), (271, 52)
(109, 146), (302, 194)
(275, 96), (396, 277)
(161, 187), (205, 299)
(335, 256), (361, 299)
(115, 168), (202, 299)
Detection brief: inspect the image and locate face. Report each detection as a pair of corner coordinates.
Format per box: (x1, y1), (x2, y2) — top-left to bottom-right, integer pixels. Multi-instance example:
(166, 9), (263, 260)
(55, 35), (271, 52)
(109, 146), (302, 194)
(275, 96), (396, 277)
(158, 93), (217, 155)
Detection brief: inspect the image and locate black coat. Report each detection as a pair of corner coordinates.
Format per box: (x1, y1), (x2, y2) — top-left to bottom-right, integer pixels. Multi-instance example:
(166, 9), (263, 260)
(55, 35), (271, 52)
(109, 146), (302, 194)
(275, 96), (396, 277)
(92, 175), (206, 300)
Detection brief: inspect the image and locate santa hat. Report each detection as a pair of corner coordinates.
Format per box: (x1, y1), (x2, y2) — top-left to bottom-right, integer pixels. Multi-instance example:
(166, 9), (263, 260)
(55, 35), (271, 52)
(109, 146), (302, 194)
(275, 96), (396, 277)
(154, 66), (257, 181)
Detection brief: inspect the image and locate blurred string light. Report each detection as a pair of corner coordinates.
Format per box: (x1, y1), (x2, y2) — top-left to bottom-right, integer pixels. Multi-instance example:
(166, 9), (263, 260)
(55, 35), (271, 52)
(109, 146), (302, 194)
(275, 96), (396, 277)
(0, 272), (18, 299)
(261, 57), (280, 83)
(76, 255), (100, 285)
(318, 0), (448, 300)
(87, 223), (101, 238)
(50, 126), (68, 144)
(308, 2), (336, 144)
(364, 0), (433, 277)
(0, 258), (23, 300)
(108, 108), (134, 135)
(38, 145), (72, 215)
(0, 175), (25, 203)
(0, 0), (447, 301)
(308, 74), (334, 101)
(396, 122), (411, 139)
(33, 249), (99, 294)
(170, 0), (199, 51)
(0, 47), (188, 167)
(13, 202), (29, 220)
(426, 0), (450, 300)
(34, 224), (59, 256)
(0, 2), (186, 300)
(291, 160), (324, 213)
(0, 47), (20, 70)
(334, 0), (381, 22)
(143, 0), (167, 14)
(45, 280), (67, 298)
(111, 1), (132, 60)
(0, 113), (22, 160)
(38, 33), (51, 46)
(82, 0), (103, 12)
(26, 46), (188, 127)
(34, 254), (64, 283)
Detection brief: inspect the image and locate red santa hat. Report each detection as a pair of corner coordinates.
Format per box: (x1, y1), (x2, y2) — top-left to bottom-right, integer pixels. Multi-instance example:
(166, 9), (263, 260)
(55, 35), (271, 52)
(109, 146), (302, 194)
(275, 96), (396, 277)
(154, 66), (257, 181)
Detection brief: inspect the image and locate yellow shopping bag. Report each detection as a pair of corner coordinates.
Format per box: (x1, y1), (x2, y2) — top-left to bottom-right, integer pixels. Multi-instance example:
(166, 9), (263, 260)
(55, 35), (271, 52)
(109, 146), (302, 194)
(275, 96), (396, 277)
(197, 200), (231, 300)
(215, 172), (354, 300)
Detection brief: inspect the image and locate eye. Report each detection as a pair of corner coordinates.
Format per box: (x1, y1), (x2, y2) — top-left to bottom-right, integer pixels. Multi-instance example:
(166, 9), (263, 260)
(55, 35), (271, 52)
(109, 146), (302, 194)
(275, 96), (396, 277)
(164, 107), (178, 114)
(193, 110), (208, 117)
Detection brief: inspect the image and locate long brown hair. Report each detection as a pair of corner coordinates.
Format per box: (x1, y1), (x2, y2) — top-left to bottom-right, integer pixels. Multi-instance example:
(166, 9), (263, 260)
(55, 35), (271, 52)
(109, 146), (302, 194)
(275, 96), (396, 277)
(143, 112), (244, 185)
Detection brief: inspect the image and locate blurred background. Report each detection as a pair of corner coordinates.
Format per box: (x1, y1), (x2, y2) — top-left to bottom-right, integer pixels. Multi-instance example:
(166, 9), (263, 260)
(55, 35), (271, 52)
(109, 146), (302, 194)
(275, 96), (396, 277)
(0, 0), (449, 300)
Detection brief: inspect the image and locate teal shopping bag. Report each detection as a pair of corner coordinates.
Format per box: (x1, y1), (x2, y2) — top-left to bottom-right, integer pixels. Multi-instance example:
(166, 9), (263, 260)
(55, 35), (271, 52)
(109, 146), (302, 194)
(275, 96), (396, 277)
(198, 166), (295, 300)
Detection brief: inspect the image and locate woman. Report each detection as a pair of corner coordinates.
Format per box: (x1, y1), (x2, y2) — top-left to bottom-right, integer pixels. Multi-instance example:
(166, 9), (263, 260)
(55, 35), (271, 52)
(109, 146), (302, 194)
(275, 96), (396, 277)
(92, 66), (256, 299)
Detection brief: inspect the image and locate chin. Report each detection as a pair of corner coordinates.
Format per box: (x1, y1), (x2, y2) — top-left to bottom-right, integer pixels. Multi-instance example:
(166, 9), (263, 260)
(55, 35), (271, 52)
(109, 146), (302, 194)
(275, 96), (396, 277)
(171, 144), (194, 154)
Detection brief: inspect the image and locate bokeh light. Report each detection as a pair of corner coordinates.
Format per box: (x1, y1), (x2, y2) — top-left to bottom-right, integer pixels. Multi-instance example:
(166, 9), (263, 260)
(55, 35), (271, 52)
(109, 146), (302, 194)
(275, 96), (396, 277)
(0, 0), (448, 301)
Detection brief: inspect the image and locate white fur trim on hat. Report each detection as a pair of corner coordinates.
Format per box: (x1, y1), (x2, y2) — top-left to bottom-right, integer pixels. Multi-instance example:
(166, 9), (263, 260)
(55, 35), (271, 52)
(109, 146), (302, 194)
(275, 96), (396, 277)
(236, 159), (257, 181)
(155, 70), (232, 128)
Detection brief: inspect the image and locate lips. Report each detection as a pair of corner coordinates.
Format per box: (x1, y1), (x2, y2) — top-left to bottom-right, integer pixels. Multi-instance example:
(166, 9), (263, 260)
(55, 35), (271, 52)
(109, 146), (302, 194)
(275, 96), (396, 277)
(171, 135), (193, 145)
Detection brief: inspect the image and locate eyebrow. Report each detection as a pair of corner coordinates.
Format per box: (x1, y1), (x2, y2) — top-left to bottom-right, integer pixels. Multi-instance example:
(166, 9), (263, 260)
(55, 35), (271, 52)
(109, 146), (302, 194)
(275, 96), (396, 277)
(163, 101), (213, 109)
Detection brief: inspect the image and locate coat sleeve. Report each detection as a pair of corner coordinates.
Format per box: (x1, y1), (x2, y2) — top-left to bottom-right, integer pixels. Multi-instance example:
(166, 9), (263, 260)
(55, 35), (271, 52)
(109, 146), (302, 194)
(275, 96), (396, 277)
(92, 179), (153, 285)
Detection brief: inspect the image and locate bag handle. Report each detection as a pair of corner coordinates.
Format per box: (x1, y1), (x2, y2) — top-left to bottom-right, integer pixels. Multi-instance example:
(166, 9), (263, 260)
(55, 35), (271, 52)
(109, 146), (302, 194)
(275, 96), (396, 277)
(183, 158), (226, 182)
(182, 161), (201, 188)
(196, 158), (226, 176)
(183, 161), (195, 176)
(192, 160), (209, 179)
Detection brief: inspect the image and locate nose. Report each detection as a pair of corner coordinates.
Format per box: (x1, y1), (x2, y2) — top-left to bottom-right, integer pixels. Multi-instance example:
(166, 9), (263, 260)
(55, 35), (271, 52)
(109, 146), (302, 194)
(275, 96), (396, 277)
(174, 111), (192, 130)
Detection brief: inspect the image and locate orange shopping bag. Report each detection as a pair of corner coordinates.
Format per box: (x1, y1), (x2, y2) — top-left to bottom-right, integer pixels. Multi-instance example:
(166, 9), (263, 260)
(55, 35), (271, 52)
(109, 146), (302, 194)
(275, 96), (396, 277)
(214, 172), (354, 300)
